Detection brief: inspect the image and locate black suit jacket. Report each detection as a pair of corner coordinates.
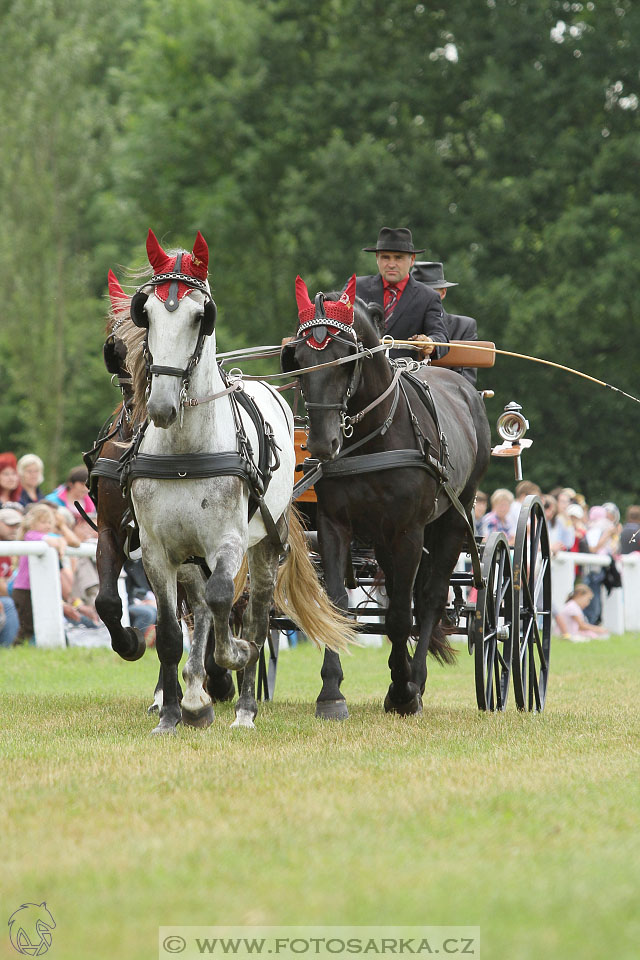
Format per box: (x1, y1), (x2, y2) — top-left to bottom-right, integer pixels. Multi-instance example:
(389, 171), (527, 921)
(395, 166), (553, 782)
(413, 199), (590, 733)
(443, 309), (478, 386)
(354, 274), (449, 361)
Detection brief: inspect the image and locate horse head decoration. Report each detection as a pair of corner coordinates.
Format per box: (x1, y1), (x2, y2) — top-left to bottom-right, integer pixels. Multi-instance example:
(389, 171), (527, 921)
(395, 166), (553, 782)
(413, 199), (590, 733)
(283, 274), (363, 460)
(130, 229), (217, 428)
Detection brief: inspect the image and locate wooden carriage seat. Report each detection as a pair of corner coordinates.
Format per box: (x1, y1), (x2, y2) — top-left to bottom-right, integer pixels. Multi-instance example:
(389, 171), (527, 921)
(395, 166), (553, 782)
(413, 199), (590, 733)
(431, 340), (495, 369)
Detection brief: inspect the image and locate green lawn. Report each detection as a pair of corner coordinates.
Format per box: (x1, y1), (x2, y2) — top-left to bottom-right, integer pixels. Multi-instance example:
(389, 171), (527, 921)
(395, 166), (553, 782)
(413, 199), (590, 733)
(1, 635), (639, 960)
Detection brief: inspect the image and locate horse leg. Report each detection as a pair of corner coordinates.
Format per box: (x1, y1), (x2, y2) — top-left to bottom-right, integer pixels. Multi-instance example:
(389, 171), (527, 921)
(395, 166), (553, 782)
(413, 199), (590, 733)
(315, 517), (350, 720)
(410, 511), (466, 695)
(231, 538), (279, 729)
(94, 525), (146, 662)
(148, 666), (163, 714)
(179, 565), (215, 729)
(204, 631), (236, 702)
(143, 554), (183, 735)
(206, 539), (257, 672)
(380, 535), (424, 716)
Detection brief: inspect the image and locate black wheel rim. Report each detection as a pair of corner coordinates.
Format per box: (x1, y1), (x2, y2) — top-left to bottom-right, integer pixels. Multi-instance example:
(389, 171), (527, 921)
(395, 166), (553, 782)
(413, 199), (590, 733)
(473, 532), (514, 711)
(512, 496), (552, 712)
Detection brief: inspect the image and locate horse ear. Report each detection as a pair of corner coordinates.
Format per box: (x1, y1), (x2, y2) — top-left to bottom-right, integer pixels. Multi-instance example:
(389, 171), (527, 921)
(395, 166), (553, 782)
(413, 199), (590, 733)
(201, 298), (217, 336)
(107, 270), (128, 313)
(343, 274), (357, 308)
(295, 275), (313, 318)
(130, 291), (149, 328)
(368, 301), (385, 338)
(192, 231), (209, 271)
(146, 229), (170, 273)
(280, 337), (299, 374)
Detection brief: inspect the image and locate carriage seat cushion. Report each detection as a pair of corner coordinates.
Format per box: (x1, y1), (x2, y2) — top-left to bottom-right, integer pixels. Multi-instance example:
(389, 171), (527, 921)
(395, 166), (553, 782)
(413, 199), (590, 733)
(431, 341), (495, 369)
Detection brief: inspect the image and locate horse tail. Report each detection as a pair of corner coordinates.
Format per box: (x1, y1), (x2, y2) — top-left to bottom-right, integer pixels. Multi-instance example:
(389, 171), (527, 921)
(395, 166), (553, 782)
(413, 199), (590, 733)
(427, 622), (458, 666)
(233, 555), (249, 605)
(274, 509), (358, 653)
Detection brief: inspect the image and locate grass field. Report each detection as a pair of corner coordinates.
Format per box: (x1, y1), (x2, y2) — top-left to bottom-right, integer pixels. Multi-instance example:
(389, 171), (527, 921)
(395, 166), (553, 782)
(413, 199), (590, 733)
(1, 634), (639, 960)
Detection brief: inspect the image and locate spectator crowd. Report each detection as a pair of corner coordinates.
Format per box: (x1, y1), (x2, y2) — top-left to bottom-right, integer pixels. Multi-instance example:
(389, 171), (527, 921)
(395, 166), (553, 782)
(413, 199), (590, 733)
(0, 452), (156, 649)
(475, 479), (639, 642)
(1, 446), (639, 649)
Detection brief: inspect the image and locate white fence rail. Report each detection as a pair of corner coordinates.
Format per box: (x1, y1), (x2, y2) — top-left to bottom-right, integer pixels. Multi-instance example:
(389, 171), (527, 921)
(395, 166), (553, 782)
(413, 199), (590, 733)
(3, 541), (640, 647)
(3, 541), (128, 648)
(552, 551), (640, 635)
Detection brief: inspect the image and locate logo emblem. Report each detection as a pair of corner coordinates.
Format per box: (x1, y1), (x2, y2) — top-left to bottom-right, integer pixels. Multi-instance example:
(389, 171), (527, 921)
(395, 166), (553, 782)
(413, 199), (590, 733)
(8, 903), (56, 956)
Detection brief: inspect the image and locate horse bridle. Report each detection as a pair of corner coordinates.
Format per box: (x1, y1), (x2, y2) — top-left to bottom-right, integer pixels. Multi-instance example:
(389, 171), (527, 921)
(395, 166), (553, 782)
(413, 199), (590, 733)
(130, 254), (218, 407)
(292, 293), (365, 437)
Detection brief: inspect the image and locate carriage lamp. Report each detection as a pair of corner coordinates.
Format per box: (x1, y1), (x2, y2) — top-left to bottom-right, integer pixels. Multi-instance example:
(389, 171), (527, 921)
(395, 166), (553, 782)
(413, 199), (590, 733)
(497, 401), (528, 443)
(492, 401), (533, 481)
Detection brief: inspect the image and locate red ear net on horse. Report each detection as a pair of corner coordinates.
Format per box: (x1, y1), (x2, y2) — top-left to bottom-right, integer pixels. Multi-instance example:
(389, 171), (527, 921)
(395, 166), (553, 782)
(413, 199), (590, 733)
(145, 229), (210, 306)
(295, 274), (356, 326)
(107, 269), (129, 314)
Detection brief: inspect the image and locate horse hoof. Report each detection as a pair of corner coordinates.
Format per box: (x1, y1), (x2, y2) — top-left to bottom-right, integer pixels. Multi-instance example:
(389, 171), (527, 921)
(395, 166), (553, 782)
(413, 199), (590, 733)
(315, 699), (349, 721)
(384, 690), (423, 716)
(115, 627), (146, 662)
(231, 707), (256, 729)
(181, 703), (214, 729)
(150, 719), (181, 736)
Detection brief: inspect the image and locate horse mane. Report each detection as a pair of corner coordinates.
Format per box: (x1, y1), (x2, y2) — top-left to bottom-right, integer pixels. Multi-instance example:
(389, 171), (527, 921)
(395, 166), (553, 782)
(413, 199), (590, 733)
(106, 249), (192, 425)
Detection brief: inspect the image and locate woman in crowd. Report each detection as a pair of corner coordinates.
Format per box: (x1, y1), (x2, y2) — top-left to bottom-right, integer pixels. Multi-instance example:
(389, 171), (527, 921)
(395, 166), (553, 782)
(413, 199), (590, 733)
(17, 454), (45, 506)
(543, 494), (576, 554)
(0, 453), (22, 505)
(45, 465), (94, 521)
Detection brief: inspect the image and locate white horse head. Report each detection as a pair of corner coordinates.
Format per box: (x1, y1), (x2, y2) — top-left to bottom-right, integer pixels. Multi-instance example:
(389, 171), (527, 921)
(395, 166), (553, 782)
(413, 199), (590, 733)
(130, 229), (217, 428)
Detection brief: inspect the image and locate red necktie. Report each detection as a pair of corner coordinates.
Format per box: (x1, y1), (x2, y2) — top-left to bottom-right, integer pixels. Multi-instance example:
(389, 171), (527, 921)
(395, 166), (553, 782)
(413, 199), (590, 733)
(384, 286), (398, 325)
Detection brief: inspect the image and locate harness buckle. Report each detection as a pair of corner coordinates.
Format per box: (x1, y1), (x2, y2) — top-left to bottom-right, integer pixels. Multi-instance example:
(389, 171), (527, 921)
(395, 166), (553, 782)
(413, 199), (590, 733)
(340, 411), (354, 438)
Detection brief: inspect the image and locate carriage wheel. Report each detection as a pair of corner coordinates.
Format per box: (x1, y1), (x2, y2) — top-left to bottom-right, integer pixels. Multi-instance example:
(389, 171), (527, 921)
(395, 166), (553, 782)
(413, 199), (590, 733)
(512, 495), (552, 712)
(472, 532), (515, 711)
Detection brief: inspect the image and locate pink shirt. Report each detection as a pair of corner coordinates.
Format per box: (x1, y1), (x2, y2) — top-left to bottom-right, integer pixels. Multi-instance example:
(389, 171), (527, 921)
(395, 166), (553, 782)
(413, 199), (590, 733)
(559, 599), (583, 635)
(13, 530), (47, 590)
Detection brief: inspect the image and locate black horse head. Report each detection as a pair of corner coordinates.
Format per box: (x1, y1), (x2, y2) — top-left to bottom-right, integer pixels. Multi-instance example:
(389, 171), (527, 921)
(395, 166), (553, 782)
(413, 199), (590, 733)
(282, 276), (386, 460)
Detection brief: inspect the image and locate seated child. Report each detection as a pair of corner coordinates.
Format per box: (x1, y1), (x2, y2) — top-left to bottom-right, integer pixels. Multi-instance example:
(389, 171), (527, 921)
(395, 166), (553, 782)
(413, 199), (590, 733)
(557, 583), (609, 642)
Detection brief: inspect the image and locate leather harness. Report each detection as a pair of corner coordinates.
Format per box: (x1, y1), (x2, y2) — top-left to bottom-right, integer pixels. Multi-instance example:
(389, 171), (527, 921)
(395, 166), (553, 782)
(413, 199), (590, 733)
(290, 322), (484, 587)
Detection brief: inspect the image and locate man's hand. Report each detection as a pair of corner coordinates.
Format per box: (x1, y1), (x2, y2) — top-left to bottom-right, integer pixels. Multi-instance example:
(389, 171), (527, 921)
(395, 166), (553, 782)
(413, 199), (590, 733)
(408, 334), (435, 359)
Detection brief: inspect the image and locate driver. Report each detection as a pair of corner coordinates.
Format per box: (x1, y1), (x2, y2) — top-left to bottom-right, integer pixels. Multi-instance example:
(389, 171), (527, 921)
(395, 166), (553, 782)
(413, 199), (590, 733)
(350, 227), (449, 361)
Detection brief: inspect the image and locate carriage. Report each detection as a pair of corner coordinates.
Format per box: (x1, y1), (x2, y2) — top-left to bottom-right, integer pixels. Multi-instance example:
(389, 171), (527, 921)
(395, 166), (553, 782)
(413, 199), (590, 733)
(260, 398), (551, 715)
(91, 232), (551, 732)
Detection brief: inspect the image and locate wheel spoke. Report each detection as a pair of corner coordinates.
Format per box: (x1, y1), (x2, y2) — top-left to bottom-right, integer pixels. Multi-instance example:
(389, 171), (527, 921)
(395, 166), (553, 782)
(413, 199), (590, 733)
(494, 656), (503, 710)
(496, 647), (509, 672)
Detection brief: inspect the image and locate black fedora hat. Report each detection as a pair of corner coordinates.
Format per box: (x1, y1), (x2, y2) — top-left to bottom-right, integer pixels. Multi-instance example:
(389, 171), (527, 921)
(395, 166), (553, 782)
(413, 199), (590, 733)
(411, 261), (458, 288)
(362, 227), (425, 254)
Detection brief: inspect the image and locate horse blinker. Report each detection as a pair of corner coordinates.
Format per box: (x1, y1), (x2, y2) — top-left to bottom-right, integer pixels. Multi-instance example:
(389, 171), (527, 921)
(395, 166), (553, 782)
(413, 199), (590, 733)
(130, 291), (149, 329)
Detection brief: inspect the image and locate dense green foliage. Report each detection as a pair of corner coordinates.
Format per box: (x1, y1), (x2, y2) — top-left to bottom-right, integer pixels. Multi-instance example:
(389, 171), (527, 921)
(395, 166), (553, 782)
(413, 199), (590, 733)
(1, 0), (638, 503)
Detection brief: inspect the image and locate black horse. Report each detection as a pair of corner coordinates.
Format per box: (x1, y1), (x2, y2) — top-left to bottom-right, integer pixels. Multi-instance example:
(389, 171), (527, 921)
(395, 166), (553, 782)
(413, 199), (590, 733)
(282, 277), (491, 717)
